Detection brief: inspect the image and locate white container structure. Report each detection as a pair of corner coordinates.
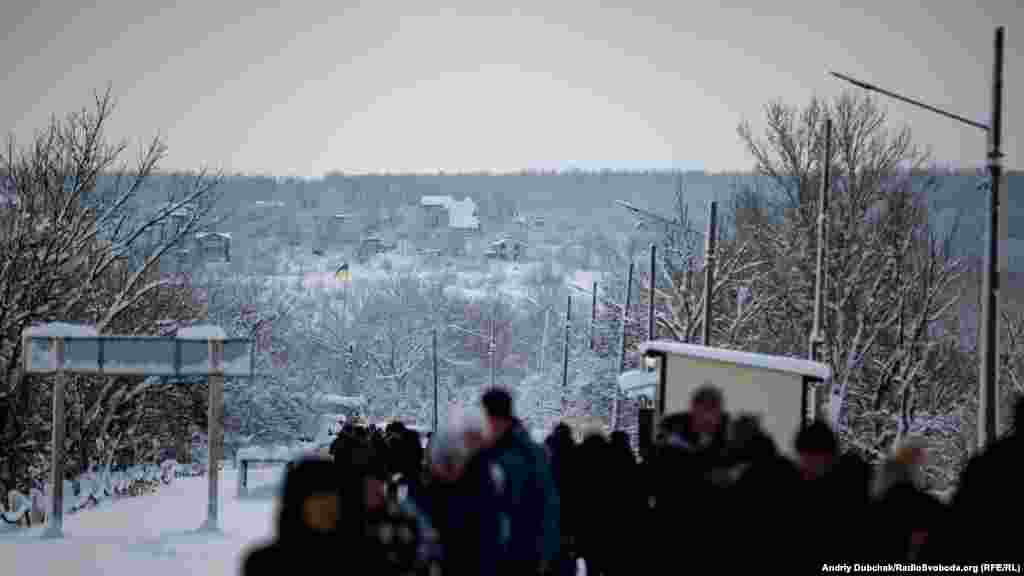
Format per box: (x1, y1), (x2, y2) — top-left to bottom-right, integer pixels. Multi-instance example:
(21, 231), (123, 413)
(637, 340), (832, 457)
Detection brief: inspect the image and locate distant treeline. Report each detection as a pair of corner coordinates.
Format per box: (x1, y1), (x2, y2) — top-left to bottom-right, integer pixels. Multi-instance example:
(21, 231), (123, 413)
(99, 168), (1021, 261)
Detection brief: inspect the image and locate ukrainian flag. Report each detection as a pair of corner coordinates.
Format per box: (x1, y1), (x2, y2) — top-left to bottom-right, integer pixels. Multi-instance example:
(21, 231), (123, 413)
(335, 262), (351, 281)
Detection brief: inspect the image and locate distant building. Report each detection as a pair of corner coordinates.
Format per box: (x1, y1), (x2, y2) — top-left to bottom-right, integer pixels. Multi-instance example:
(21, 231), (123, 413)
(514, 213), (545, 229)
(357, 235), (396, 262)
(195, 232), (231, 263)
(150, 201), (199, 274)
(419, 195), (481, 231)
(448, 197), (481, 230)
(152, 201), (196, 247)
(421, 196), (451, 228)
(319, 212), (362, 249)
(418, 195), (481, 257)
(485, 237), (526, 262)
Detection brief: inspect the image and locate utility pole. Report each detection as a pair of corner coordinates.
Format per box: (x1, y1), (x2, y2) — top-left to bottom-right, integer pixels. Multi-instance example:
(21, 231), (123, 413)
(701, 202), (718, 346)
(809, 118), (832, 424)
(649, 244), (657, 342)
(540, 307), (549, 373)
(979, 27), (1005, 447)
(432, 328), (439, 433)
(619, 262), (634, 371)
(45, 339), (67, 538)
(562, 295), (571, 410)
(590, 280), (598, 351)
(810, 119), (832, 362)
(489, 312), (496, 388)
(684, 257), (694, 342)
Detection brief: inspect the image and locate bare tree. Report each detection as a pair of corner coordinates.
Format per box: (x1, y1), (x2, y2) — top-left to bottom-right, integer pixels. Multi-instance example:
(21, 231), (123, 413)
(736, 92), (967, 478)
(0, 87), (221, 485)
(1001, 309), (1024, 427)
(619, 176), (778, 352)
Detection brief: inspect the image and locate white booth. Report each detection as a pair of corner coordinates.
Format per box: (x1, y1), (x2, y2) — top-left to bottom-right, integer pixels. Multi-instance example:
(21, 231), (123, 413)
(636, 340), (832, 456)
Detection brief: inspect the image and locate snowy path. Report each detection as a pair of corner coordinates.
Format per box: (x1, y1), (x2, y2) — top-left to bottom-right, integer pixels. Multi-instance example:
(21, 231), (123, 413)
(1, 465), (589, 576)
(0, 466), (280, 576)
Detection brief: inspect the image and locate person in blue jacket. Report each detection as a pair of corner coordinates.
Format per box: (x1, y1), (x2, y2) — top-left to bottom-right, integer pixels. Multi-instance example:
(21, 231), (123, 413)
(479, 387), (561, 576)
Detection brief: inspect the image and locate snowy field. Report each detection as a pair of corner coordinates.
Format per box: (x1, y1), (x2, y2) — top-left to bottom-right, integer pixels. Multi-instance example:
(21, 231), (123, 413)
(0, 465), (283, 576)
(1, 463), (589, 576)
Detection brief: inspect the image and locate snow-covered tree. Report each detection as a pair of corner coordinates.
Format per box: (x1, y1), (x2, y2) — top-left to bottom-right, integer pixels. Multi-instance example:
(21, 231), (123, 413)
(201, 271), (322, 448)
(1000, 309), (1024, 430)
(0, 88), (221, 488)
(735, 92), (968, 485)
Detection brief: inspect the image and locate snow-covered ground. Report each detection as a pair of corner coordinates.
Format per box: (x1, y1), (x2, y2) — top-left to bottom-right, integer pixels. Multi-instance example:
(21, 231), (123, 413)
(1, 462), (590, 576)
(0, 465), (281, 576)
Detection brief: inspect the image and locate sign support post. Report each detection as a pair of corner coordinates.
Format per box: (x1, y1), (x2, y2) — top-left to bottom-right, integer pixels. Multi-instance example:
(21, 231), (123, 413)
(21, 323), (252, 539)
(201, 337), (224, 532)
(42, 338), (66, 539)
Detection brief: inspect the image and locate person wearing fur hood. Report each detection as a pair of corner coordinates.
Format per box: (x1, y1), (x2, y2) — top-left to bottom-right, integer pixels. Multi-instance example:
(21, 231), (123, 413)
(872, 438), (927, 499)
(869, 438), (945, 562)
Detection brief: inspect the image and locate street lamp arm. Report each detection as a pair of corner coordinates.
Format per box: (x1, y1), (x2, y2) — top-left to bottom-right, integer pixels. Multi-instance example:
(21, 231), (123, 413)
(829, 71), (989, 132)
(616, 200), (705, 236)
(445, 323), (489, 340)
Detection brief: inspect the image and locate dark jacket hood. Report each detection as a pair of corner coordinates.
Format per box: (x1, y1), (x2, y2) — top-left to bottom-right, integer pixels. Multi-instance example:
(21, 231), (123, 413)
(276, 458), (341, 540)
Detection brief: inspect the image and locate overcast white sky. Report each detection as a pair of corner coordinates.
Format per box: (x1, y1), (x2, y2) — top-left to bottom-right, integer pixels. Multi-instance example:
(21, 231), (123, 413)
(1, 1), (1019, 176)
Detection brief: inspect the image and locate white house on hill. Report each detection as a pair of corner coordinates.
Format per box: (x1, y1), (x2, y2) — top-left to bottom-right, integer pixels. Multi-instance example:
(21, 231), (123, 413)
(195, 232), (232, 263)
(448, 197), (480, 230)
(419, 195), (480, 231)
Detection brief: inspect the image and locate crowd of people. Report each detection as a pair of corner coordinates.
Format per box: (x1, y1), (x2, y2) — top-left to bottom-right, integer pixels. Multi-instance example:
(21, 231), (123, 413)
(242, 386), (1022, 575)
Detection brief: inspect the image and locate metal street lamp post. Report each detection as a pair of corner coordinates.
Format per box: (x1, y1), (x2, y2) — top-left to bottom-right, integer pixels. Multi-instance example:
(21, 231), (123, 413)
(830, 26), (1006, 450)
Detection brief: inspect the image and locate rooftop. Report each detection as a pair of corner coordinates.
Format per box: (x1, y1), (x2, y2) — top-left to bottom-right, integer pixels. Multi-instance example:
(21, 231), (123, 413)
(420, 195), (451, 207)
(638, 340), (831, 380)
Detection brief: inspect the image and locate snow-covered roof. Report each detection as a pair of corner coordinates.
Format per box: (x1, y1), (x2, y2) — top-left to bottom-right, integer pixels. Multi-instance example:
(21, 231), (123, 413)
(176, 325), (228, 340)
(419, 195), (479, 229)
(448, 197), (479, 230)
(638, 341), (831, 380)
(23, 323), (99, 338)
(617, 369), (658, 399)
(491, 235), (523, 245)
(420, 195), (452, 207)
(571, 270), (603, 289)
(195, 232), (232, 240)
(313, 393), (367, 408)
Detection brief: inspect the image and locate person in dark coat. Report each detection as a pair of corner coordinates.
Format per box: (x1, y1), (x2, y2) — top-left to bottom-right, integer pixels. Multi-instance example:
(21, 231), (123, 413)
(386, 428), (426, 504)
(545, 423), (578, 576)
(480, 387), (561, 576)
(646, 385), (732, 570)
(924, 396), (1024, 562)
(345, 439), (443, 576)
(725, 414), (801, 559)
(793, 420), (871, 564)
(604, 431), (641, 576)
(867, 438), (942, 561)
(241, 458), (343, 576)
(574, 433), (611, 576)
(872, 482), (945, 561)
(425, 419), (502, 576)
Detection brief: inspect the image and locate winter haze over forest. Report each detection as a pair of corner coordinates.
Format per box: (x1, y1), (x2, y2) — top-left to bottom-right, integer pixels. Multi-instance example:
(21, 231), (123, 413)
(1, 2), (1023, 573)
